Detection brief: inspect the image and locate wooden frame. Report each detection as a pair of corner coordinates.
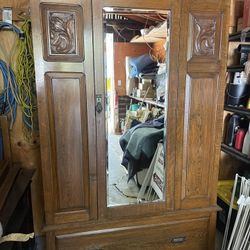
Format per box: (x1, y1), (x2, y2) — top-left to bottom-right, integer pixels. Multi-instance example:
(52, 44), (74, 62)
(92, 0), (180, 219)
(30, 0), (230, 248)
(31, 0), (97, 226)
(175, 0), (230, 212)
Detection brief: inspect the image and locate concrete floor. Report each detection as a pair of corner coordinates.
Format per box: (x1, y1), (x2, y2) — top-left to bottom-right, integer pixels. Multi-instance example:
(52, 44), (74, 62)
(107, 133), (139, 206)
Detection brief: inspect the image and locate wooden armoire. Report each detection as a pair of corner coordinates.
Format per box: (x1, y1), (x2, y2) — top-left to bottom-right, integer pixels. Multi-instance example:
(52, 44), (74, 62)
(31, 0), (230, 249)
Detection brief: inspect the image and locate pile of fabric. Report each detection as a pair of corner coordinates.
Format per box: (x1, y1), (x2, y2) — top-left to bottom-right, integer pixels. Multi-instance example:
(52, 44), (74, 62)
(129, 54), (158, 78)
(119, 116), (164, 181)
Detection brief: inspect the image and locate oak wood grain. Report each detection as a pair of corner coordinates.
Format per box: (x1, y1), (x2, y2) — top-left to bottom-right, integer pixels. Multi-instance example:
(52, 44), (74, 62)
(31, 0), (97, 226)
(181, 74), (218, 208)
(0, 116), (11, 161)
(45, 73), (87, 211)
(56, 217), (209, 250)
(176, 0), (230, 212)
(30, 0), (230, 249)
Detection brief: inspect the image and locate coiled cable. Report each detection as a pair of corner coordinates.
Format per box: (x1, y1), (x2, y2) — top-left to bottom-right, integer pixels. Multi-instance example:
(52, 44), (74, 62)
(0, 59), (17, 128)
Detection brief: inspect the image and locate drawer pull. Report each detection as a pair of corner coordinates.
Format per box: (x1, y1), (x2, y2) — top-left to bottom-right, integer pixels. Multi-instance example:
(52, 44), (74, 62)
(171, 236), (186, 244)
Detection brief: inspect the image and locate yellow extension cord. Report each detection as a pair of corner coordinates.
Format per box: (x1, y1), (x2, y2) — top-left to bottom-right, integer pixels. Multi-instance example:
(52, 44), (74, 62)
(0, 19), (36, 136)
(15, 19), (36, 136)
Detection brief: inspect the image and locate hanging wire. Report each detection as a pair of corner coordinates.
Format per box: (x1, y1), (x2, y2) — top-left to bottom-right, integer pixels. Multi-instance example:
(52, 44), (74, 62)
(156, 13), (168, 21)
(141, 16), (167, 63)
(0, 24), (20, 129)
(0, 19), (37, 138)
(0, 60), (17, 128)
(105, 13), (167, 62)
(15, 18), (37, 138)
(119, 26), (142, 32)
(110, 24), (127, 42)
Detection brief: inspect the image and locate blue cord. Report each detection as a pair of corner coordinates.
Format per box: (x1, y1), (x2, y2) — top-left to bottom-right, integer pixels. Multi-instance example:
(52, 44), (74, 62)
(0, 22), (24, 39)
(0, 59), (17, 126)
(0, 22), (26, 129)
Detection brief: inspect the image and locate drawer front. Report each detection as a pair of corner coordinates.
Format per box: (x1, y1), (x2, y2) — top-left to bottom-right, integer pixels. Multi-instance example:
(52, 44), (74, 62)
(56, 218), (209, 250)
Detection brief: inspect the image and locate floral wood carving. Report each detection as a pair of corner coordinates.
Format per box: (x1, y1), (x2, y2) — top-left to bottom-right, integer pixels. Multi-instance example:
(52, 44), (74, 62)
(193, 17), (216, 56)
(48, 11), (77, 55)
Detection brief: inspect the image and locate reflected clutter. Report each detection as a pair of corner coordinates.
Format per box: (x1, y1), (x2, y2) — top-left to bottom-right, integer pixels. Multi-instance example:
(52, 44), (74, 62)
(103, 8), (170, 207)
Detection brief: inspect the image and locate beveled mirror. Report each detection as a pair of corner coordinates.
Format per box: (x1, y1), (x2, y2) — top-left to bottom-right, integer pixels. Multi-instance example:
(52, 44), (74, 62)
(103, 7), (171, 207)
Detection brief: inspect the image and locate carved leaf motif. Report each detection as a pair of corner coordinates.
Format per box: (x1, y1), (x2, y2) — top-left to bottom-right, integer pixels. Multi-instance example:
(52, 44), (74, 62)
(48, 11), (77, 55)
(193, 17), (216, 56)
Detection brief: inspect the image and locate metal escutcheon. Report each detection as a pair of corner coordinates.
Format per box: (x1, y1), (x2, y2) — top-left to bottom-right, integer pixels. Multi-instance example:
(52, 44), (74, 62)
(96, 94), (103, 113)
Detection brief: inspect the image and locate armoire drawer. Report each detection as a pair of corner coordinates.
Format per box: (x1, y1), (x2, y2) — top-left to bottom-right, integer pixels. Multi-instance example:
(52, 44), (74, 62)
(55, 218), (209, 250)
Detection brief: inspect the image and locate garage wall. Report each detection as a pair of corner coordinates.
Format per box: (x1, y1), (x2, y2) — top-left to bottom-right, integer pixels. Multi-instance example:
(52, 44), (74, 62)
(0, 0), (44, 234)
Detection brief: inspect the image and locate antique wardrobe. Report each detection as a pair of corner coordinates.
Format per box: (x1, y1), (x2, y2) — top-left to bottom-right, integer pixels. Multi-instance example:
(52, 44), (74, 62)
(31, 0), (230, 249)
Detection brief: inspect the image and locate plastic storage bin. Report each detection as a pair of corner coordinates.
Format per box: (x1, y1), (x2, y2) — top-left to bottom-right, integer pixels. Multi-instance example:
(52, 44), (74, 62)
(225, 83), (250, 106)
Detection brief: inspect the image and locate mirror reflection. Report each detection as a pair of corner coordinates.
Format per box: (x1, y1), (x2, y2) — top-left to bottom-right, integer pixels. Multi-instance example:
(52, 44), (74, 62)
(104, 8), (170, 207)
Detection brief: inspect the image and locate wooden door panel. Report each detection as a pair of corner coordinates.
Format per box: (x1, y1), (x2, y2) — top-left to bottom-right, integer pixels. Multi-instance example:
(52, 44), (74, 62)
(176, 0), (230, 209)
(45, 73), (89, 213)
(31, 0), (97, 226)
(181, 74), (219, 207)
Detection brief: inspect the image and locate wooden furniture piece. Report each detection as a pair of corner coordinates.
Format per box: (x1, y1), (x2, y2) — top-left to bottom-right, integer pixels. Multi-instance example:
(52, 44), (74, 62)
(0, 116), (35, 250)
(0, 116), (11, 162)
(31, 0), (230, 249)
(0, 161), (34, 250)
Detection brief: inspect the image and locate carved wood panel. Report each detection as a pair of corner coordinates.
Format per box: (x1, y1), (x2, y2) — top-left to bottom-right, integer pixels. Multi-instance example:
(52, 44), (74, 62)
(45, 72), (90, 224)
(188, 13), (221, 61)
(181, 74), (218, 208)
(41, 4), (84, 62)
(193, 17), (216, 56)
(176, 3), (228, 211)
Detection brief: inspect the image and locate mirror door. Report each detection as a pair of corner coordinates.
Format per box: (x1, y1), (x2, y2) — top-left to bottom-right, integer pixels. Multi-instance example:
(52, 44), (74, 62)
(93, 0), (180, 218)
(103, 8), (170, 207)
